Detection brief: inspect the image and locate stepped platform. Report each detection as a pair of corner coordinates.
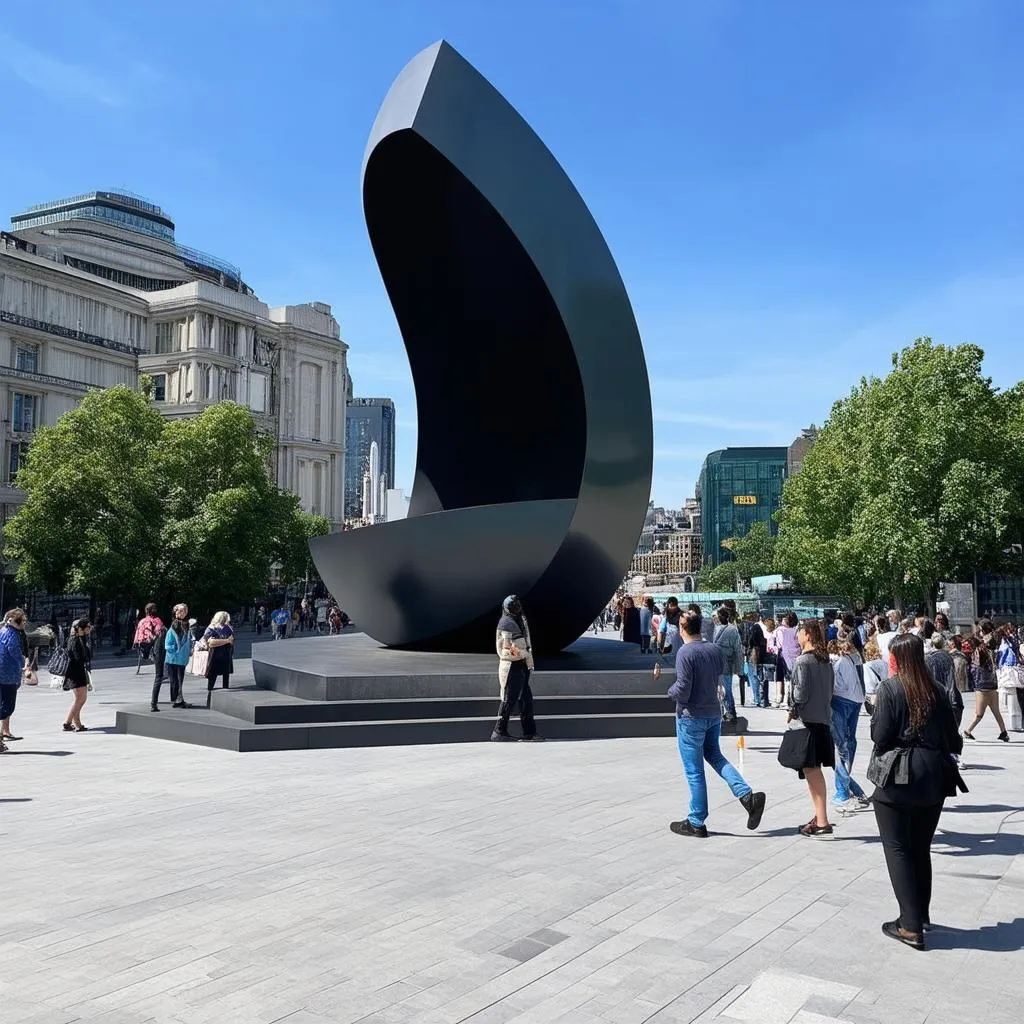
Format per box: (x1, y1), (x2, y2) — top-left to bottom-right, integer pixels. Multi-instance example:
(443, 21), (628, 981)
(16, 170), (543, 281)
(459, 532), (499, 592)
(115, 633), (747, 751)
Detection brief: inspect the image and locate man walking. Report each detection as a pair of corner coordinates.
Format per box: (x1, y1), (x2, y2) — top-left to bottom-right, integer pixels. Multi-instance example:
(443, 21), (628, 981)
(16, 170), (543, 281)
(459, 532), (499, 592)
(668, 610), (766, 838)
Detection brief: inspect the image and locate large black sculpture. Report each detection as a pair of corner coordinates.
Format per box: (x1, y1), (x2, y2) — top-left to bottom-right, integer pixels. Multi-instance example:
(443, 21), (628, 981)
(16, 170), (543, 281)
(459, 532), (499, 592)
(310, 41), (652, 654)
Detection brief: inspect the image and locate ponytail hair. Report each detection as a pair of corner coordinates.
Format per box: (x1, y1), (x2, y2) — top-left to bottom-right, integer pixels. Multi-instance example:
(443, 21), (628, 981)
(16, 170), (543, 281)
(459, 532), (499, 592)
(798, 618), (829, 663)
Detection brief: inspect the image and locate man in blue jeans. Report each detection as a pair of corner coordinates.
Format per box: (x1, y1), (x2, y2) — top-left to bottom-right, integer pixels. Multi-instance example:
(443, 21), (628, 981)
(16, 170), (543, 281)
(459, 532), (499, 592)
(668, 610), (767, 838)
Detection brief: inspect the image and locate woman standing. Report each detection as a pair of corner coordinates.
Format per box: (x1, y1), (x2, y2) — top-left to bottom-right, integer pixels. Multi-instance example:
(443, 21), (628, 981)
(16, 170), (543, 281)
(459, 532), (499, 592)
(620, 597), (641, 647)
(203, 611), (235, 707)
(62, 619), (92, 732)
(638, 597), (655, 655)
(963, 621), (1009, 742)
(159, 604), (193, 711)
(788, 619), (836, 838)
(863, 636), (886, 714)
(776, 612), (802, 706)
(870, 633), (964, 950)
(0, 608), (28, 749)
(829, 628), (870, 812)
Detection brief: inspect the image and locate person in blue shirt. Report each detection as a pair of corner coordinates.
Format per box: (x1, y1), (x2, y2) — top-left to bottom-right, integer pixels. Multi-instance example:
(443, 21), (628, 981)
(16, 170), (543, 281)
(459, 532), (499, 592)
(159, 603), (194, 711)
(668, 610), (767, 838)
(0, 608), (29, 749)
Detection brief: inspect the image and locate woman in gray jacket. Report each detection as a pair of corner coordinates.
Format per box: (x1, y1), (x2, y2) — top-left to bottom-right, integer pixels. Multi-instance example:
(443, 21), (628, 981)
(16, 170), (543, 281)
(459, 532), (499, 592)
(788, 619), (836, 839)
(713, 607), (744, 722)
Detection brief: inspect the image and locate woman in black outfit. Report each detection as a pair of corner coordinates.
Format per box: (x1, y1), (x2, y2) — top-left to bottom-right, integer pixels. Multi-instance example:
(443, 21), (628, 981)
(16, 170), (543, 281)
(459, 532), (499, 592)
(870, 633), (964, 951)
(62, 618), (93, 732)
(620, 596), (641, 647)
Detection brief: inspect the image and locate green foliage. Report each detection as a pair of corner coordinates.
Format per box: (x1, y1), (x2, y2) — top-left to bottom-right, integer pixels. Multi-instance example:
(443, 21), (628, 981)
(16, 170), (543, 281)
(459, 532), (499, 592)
(776, 338), (1021, 607)
(697, 520), (778, 592)
(5, 392), (328, 614)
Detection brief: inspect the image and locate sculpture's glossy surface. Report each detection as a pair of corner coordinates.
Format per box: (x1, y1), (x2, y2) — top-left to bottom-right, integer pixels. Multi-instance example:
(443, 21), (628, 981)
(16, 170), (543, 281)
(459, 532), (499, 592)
(310, 40), (652, 653)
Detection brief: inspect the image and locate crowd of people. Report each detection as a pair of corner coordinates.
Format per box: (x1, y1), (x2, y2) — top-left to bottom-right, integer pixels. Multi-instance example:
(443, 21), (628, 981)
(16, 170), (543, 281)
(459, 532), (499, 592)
(611, 594), (1018, 951)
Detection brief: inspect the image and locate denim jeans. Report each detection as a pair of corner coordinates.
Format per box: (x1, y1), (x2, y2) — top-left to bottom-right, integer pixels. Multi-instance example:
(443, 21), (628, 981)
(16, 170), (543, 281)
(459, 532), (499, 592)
(745, 661), (763, 706)
(676, 715), (751, 827)
(720, 674), (736, 715)
(831, 696), (866, 801)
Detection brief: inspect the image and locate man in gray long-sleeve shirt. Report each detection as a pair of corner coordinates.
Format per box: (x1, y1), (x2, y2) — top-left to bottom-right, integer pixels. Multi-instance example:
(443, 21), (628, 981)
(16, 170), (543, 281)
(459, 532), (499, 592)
(667, 611), (767, 838)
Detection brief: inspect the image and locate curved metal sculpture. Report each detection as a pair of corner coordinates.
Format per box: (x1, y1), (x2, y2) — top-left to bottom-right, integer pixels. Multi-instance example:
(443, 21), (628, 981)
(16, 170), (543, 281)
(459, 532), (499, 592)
(310, 40), (652, 654)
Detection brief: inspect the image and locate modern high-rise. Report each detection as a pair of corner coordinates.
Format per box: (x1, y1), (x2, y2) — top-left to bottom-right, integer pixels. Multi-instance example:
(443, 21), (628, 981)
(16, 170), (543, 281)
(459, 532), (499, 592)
(0, 190), (348, 535)
(344, 397), (395, 522)
(696, 447), (788, 568)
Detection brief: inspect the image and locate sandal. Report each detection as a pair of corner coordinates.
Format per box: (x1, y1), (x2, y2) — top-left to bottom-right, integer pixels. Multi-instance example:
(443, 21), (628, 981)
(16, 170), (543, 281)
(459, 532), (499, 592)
(2, 734), (22, 741)
(62, 723), (75, 732)
(882, 919), (924, 950)
(74, 725), (88, 732)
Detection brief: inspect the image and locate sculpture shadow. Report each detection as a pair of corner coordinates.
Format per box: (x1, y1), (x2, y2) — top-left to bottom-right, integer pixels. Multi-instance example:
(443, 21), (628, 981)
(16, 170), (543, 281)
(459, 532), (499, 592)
(933, 829), (1024, 859)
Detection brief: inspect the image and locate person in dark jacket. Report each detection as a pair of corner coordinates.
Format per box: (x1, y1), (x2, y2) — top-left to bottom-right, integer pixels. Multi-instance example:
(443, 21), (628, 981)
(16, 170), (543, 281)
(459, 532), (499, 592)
(62, 619), (93, 732)
(870, 633), (964, 950)
(620, 596), (641, 647)
(202, 611), (235, 708)
(492, 595), (541, 741)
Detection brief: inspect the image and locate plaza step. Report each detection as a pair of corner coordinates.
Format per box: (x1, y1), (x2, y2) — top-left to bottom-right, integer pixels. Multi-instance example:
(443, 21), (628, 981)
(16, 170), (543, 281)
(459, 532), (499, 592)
(115, 702), (748, 752)
(207, 687), (673, 725)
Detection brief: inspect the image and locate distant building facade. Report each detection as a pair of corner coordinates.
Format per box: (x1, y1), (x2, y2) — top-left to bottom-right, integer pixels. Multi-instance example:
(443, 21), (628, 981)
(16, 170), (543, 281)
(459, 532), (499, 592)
(0, 191), (348, 546)
(696, 447), (787, 568)
(787, 425), (818, 477)
(630, 499), (702, 582)
(344, 397), (395, 522)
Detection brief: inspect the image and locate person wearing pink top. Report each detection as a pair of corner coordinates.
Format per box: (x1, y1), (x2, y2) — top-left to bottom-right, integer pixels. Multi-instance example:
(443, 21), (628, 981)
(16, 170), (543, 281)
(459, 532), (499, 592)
(776, 612), (802, 706)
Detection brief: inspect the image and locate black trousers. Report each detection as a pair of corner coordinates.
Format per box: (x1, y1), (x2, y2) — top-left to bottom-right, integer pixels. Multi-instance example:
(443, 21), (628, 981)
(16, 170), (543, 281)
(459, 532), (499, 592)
(153, 641), (166, 685)
(873, 800), (943, 933)
(494, 662), (536, 738)
(640, 635), (651, 654)
(164, 663), (185, 705)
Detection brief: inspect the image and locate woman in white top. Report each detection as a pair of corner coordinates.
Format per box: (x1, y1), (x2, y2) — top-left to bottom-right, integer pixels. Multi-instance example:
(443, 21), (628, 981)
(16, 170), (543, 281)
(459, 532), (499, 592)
(828, 629), (869, 812)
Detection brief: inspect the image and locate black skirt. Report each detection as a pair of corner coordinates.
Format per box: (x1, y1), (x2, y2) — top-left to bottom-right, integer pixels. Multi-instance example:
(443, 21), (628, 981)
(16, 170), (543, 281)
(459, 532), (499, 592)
(797, 721), (836, 777)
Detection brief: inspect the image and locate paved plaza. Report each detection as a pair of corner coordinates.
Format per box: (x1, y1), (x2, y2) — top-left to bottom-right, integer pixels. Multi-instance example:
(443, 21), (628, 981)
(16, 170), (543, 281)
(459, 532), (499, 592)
(1, 639), (1022, 1024)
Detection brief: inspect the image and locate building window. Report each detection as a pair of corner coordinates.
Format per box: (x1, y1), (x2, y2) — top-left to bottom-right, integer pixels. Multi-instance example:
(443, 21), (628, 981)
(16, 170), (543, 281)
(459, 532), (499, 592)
(7, 440), (27, 483)
(14, 345), (39, 373)
(11, 393), (37, 432)
(152, 374), (167, 402)
(154, 320), (186, 354)
(249, 373), (267, 413)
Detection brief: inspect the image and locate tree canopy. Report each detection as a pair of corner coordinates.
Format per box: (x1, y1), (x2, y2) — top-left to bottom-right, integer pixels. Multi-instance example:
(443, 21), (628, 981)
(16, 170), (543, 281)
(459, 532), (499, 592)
(775, 338), (1023, 608)
(697, 519), (778, 592)
(5, 386), (328, 616)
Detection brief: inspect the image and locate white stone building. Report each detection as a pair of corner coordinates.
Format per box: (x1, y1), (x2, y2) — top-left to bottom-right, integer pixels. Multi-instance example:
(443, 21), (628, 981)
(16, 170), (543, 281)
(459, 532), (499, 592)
(0, 191), (347, 539)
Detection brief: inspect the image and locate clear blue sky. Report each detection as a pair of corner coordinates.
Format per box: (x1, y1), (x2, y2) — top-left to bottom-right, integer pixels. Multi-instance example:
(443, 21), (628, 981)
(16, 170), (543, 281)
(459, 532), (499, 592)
(2, 0), (1021, 505)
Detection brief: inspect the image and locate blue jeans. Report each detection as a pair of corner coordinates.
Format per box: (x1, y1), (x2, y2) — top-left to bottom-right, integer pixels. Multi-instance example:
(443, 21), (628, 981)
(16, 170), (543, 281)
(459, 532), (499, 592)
(676, 715), (751, 827)
(720, 674), (735, 715)
(745, 661), (763, 706)
(831, 696), (866, 802)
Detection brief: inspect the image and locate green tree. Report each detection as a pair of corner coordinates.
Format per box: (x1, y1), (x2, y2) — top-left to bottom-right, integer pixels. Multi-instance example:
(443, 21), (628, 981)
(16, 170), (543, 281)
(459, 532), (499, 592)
(152, 402), (325, 618)
(4, 385), (166, 601)
(776, 338), (1019, 609)
(6, 392), (329, 621)
(697, 520), (778, 592)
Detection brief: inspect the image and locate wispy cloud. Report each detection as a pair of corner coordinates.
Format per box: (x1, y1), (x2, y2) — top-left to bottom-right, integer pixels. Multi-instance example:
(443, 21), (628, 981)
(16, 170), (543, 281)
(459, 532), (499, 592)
(0, 32), (152, 108)
(655, 411), (784, 432)
(653, 444), (712, 461)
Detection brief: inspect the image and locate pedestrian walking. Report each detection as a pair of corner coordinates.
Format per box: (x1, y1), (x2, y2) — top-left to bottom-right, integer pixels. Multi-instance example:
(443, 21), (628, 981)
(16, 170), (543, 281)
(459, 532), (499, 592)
(869, 633), (965, 950)
(668, 609), (766, 838)
(713, 607), (744, 720)
(491, 595), (542, 742)
(963, 620), (1009, 742)
(639, 597), (655, 655)
(62, 619), (93, 732)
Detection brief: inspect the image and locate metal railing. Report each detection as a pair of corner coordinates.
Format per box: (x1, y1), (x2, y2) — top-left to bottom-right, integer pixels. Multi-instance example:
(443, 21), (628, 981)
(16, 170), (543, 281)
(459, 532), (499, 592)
(0, 365), (91, 392)
(0, 310), (142, 356)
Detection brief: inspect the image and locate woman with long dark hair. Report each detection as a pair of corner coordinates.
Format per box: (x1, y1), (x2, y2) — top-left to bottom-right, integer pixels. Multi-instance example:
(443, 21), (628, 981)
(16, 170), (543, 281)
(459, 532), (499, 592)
(62, 619), (93, 732)
(786, 619), (836, 838)
(963, 620), (1009, 741)
(870, 633), (964, 950)
(620, 596), (641, 647)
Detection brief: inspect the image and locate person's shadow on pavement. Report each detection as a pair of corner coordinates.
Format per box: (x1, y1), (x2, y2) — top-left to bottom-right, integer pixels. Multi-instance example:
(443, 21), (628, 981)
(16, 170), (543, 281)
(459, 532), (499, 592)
(925, 918), (1024, 952)
(933, 829), (1024, 858)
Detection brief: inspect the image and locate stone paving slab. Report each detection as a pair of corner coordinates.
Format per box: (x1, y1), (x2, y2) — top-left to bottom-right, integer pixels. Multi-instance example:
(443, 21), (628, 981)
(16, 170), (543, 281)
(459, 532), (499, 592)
(1, 643), (1022, 1023)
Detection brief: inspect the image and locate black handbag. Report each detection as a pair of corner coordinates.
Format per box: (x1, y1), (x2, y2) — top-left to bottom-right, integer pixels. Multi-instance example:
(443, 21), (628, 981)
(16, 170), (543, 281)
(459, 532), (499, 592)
(777, 721), (811, 770)
(48, 646), (70, 677)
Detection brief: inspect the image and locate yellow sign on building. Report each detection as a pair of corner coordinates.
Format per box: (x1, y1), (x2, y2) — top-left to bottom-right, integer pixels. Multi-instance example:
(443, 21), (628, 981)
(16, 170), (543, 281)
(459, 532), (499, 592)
(733, 495), (758, 506)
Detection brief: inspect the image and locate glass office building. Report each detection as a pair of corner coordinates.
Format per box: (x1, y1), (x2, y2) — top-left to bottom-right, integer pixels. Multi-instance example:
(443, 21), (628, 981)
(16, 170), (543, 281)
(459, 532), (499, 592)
(344, 398), (395, 520)
(696, 447), (788, 567)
